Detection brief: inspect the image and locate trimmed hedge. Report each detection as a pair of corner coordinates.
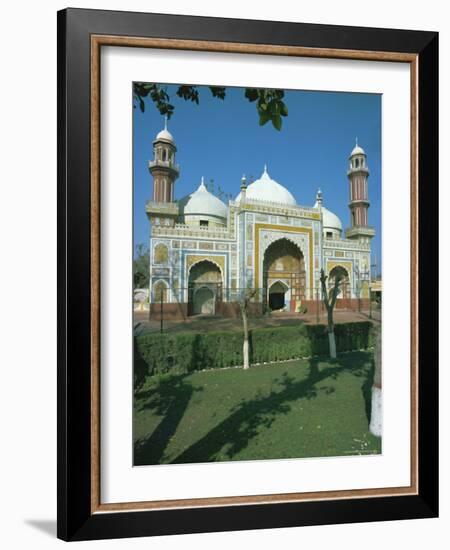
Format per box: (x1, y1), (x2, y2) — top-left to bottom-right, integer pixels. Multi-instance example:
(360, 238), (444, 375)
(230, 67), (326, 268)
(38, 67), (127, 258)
(134, 322), (373, 383)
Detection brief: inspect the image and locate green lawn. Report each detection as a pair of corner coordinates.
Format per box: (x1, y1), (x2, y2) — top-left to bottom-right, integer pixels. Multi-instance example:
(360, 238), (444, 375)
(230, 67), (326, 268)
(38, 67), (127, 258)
(133, 351), (381, 466)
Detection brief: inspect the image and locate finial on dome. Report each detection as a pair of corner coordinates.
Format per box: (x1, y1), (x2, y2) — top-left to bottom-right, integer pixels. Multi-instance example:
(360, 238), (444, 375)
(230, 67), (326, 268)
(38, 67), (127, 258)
(164, 115), (168, 131)
(355, 136), (358, 146)
(316, 188), (323, 205)
(198, 176), (207, 190)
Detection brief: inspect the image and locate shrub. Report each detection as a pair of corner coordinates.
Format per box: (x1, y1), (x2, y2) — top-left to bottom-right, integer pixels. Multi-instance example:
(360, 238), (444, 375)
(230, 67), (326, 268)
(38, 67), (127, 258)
(135, 321), (373, 379)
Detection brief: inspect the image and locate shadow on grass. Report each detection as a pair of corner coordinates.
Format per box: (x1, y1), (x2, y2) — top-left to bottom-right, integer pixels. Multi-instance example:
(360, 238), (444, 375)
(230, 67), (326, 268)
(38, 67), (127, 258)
(134, 374), (203, 465)
(171, 352), (372, 464)
(361, 353), (375, 424)
(134, 351), (374, 466)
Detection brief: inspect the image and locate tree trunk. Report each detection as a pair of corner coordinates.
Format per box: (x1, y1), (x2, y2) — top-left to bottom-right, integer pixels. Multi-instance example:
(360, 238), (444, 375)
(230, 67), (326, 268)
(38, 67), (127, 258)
(327, 309), (336, 359)
(243, 338), (250, 370)
(369, 324), (382, 436)
(242, 306), (250, 370)
(328, 330), (337, 359)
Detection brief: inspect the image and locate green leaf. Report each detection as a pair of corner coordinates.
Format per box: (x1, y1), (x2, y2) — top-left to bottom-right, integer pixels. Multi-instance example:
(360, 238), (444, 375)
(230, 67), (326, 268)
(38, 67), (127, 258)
(139, 97), (145, 113)
(268, 99), (279, 114)
(209, 86), (226, 99)
(272, 114), (282, 130)
(245, 88), (259, 102)
(259, 111), (270, 126)
(280, 102), (288, 116)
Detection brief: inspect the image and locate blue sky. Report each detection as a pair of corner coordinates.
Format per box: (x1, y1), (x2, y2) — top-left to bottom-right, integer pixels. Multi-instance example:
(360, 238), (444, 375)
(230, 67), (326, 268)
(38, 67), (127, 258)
(133, 85), (381, 273)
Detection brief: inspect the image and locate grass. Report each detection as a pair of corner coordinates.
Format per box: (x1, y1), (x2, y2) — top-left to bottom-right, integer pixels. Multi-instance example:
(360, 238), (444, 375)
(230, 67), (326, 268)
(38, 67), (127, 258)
(133, 351), (381, 466)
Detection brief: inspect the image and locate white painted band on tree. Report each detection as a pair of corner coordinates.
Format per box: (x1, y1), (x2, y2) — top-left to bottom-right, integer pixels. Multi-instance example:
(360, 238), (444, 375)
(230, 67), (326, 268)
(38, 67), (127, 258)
(369, 386), (382, 437)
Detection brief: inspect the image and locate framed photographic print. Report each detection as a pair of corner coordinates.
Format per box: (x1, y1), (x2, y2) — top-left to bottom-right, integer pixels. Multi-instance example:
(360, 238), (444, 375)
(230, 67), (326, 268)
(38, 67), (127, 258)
(57, 8), (439, 541)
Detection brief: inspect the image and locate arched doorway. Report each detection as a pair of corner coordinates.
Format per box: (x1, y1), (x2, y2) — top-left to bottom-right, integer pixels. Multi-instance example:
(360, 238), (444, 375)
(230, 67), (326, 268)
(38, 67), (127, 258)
(263, 238), (305, 312)
(188, 260), (222, 316)
(193, 287), (215, 315)
(328, 266), (351, 303)
(268, 281), (288, 311)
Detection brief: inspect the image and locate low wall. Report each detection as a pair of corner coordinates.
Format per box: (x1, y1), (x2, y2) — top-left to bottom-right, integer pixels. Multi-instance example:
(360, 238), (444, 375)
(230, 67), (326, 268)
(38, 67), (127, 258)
(149, 299), (370, 320)
(150, 302), (188, 320)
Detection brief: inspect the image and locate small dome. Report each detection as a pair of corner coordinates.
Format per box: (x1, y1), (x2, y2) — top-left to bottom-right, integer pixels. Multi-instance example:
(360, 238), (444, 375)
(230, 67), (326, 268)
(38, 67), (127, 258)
(235, 166), (296, 206)
(314, 201), (343, 232)
(155, 128), (174, 143)
(179, 177), (228, 220)
(155, 117), (175, 143)
(350, 139), (365, 157)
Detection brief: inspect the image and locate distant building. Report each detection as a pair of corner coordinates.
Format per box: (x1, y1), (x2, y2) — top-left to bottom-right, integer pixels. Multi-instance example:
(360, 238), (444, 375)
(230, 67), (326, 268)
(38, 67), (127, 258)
(145, 121), (374, 319)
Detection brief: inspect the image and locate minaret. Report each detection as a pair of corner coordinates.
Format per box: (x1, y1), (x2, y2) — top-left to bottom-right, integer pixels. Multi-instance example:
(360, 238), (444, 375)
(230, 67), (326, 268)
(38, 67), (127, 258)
(146, 118), (180, 226)
(149, 117), (179, 202)
(345, 139), (375, 243)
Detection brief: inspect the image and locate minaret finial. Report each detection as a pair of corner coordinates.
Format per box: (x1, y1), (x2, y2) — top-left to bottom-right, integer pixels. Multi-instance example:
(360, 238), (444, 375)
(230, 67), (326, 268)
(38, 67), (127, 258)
(164, 115), (168, 131)
(263, 163), (268, 175)
(356, 136), (358, 146)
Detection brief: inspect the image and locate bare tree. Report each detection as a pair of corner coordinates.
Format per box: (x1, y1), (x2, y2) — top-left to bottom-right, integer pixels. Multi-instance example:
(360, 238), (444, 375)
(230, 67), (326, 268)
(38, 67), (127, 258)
(320, 268), (343, 359)
(238, 288), (258, 370)
(369, 323), (382, 436)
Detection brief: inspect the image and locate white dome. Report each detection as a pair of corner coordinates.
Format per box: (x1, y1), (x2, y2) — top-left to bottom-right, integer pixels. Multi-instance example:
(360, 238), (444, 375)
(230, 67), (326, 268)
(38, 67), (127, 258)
(314, 201), (343, 232)
(155, 118), (175, 143)
(155, 128), (174, 143)
(235, 166), (296, 206)
(350, 142), (365, 156)
(179, 177), (228, 220)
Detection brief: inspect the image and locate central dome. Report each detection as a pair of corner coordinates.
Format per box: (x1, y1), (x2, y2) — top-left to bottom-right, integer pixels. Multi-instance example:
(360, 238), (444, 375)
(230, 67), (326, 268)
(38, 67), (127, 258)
(235, 166), (296, 206)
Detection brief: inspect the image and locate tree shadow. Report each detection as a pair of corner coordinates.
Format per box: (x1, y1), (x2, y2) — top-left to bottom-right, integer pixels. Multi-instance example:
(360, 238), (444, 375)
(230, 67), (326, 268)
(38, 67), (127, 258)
(361, 354), (375, 423)
(170, 352), (372, 464)
(134, 373), (203, 465)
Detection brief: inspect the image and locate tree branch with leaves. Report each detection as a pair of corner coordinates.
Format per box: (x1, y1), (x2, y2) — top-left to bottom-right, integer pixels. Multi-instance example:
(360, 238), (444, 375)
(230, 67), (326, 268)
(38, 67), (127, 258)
(133, 83), (289, 131)
(133, 243), (150, 290)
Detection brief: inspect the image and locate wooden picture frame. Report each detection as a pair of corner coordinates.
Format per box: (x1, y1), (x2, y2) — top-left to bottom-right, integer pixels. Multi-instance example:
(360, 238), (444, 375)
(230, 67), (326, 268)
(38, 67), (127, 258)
(57, 8), (438, 541)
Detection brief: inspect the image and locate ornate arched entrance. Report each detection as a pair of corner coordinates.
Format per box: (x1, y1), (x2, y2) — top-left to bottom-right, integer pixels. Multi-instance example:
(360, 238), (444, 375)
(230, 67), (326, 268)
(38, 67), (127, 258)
(188, 260), (222, 316)
(263, 238), (305, 312)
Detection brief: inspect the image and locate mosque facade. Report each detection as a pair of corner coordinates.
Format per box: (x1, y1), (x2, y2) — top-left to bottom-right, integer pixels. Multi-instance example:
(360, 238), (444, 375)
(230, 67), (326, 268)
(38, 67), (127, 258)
(145, 122), (375, 319)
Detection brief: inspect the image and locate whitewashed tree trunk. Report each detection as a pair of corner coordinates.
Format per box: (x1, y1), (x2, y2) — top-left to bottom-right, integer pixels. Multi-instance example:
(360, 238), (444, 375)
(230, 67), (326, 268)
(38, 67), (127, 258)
(369, 324), (382, 437)
(328, 331), (337, 359)
(241, 303), (250, 370)
(369, 386), (382, 436)
(243, 338), (250, 370)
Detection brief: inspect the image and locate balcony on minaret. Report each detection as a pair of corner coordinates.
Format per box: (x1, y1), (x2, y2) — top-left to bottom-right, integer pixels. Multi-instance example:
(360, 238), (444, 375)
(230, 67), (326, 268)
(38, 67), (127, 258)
(346, 225), (375, 239)
(347, 160), (369, 177)
(146, 200), (179, 215)
(148, 158), (180, 178)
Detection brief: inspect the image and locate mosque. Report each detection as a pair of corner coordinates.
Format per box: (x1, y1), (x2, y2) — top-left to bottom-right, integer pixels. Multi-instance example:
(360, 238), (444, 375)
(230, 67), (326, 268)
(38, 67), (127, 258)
(145, 121), (375, 319)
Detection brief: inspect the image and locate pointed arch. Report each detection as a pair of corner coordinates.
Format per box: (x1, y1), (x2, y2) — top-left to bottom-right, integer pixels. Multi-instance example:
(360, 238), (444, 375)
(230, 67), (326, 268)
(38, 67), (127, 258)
(152, 279), (169, 303)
